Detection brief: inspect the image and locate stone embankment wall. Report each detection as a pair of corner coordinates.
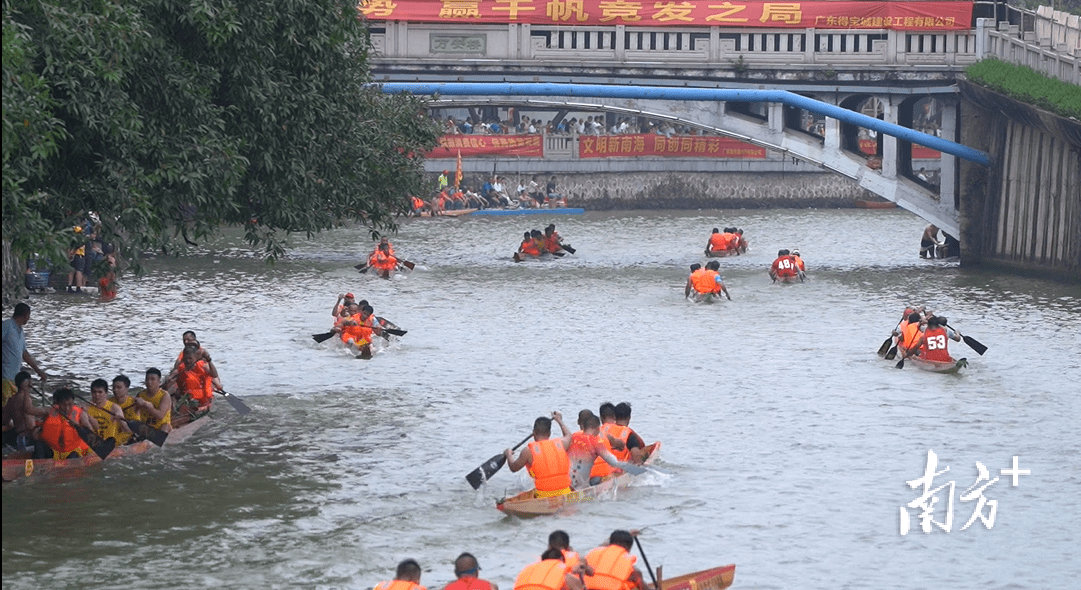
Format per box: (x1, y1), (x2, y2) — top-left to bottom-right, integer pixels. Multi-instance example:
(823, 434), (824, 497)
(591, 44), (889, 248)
(958, 81), (1081, 282)
(557, 172), (866, 209)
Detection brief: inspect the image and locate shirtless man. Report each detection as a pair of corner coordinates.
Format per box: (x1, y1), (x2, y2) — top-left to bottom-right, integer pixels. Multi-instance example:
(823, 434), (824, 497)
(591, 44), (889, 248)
(553, 411), (639, 490)
(2, 371), (47, 451)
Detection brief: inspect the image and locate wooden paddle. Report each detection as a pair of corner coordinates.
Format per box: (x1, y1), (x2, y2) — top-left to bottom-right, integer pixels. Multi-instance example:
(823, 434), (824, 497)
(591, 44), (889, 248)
(634, 535), (660, 590)
(216, 390), (252, 415)
(72, 393), (169, 447)
(35, 389), (115, 460)
(465, 434), (532, 489)
(877, 336), (893, 356)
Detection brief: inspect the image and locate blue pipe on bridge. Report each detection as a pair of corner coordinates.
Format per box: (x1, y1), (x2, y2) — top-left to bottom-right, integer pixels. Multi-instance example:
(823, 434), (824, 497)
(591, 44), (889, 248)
(380, 82), (991, 167)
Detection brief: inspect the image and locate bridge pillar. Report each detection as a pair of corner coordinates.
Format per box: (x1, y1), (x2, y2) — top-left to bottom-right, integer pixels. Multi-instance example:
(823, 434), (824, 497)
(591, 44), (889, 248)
(940, 99), (960, 208)
(615, 25), (626, 60)
(768, 103), (785, 134)
(824, 118), (841, 151)
(881, 96), (899, 179)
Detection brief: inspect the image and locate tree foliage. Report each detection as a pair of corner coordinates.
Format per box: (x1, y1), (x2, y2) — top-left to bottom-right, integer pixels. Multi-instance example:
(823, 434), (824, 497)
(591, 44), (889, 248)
(2, 0), (440, 279)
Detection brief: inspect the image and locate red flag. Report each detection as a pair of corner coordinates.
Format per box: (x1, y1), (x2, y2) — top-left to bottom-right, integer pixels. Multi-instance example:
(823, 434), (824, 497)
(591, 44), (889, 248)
(455, 150), (463, 189)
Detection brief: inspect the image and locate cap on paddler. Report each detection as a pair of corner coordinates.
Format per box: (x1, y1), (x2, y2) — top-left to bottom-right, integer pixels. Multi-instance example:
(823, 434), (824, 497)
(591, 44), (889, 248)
(345, 293), (355, 299)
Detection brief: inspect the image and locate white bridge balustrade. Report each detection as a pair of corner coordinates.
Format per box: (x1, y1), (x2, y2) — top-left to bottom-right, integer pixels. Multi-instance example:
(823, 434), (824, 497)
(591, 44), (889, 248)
(371, 22), (981, 69)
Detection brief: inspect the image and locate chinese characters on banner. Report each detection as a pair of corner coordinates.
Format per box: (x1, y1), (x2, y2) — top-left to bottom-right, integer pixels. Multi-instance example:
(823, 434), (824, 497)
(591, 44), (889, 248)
(580, 134), (767, 159)
(900, 449), (1031, 536)
(360, 1), (974, 31)
(428, 135), (544, 157)
(860, 138), (941, 159)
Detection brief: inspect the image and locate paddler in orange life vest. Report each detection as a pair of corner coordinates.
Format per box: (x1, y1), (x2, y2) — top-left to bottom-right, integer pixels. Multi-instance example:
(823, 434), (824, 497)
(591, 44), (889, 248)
(86, 377), (132, 445)
(444, 553), (499, 590)
(590, 402), (632, 483)
(543, 225), (563, 254)
(514, 548), (585, 590)
(911, 315), (961, 362)
(506, 415), (573, 498)
(548, 530), (593, 577)
(37, 387), (96, 459)
(167, 336), (220, 414)
(685, 260), (731, 300)
(369, 241), (399, 278)
(791, 249), (805, 271)
(332, 293), (356, 317)
(375, 559), (426, 590)
(583, 530), (646, 590)
(613, 402), (648, 464)
(769, 249), (800, 281)
(518, 231), (543, 258)
(704, 228), (726, 255)
(896, 312), (925, 358)
(560, 411), (634, 491)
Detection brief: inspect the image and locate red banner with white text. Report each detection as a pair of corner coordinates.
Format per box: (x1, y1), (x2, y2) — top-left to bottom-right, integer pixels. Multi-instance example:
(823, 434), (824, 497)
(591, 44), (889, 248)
(361, 1), (973, 31)
(580, 134), (767, 158)
(429, 135), (544, 157)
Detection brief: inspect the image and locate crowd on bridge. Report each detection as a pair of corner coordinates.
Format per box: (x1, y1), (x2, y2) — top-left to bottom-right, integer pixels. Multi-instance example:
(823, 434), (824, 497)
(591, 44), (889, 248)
(438, 111), (720, 139)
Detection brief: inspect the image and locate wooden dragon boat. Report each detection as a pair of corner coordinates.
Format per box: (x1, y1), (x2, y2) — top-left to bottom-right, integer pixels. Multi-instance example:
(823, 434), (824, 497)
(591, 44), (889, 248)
(704, 248), (741, 258)
(2, 410), (211, 483)
(657, 564), (736, 590)
(496, 442), (660, 517)
(907, 356), (968, 374)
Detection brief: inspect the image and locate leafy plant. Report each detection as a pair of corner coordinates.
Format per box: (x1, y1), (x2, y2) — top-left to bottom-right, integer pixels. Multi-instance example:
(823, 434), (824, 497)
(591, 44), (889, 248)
(965, 58), (1081, 120)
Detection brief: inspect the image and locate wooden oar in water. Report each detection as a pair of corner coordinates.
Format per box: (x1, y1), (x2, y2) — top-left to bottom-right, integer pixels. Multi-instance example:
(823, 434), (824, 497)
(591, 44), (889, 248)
(466, 434), (532, 489)
(634, 535), (660, 590)
(877, 336), (894, 356)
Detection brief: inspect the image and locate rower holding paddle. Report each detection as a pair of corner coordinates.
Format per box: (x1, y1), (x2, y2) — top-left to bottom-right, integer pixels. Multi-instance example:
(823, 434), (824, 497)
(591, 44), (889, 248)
(86, 378), (133, 445)
(131, 368), (172, 433)
(167, 338), (220, 420)
(36, 388), (97, 459)
(505, 415), (573, 498)
(1, 371), (47, 451)
(582, 530), (647, 590)
(444, 553), (499, 590)
(514, 549), (585, 590)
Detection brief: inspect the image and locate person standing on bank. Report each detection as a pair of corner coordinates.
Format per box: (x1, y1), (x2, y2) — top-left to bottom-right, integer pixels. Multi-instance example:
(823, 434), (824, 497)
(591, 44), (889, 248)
(3, 303), (48, 405)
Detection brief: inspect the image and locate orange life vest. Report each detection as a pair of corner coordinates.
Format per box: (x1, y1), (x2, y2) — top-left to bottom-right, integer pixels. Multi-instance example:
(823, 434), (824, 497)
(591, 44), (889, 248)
(561, 550), (581, 572)
(177, 358), (213, 404)
(40, 406), (91, 457)
(919, 326), (952, 361)
(446, 578), (493, 590)
(721, 232), (737, 249)
(514, 559), (569, 590)
(591, 423), (631, 478)
(412, 196), (425, 209)
(341, 313), (373, 344)
(901, 322), (923, 353)
(544, 233), (562, 253)
(583, 545), (637, 590)
(527, 439), (571, 492)
(370, 250), (398, 271)
(793, 255), (805, 270)
(690, 269), (720, 294)
(520, 239), (542, 257)
(708, 234), (726, 251)
(373, 581), (426, 590)
(771, 256), (797, 277)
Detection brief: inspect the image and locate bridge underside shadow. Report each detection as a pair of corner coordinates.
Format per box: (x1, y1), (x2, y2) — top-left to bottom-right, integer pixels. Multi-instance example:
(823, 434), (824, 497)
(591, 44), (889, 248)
(385, 83), (993, 237)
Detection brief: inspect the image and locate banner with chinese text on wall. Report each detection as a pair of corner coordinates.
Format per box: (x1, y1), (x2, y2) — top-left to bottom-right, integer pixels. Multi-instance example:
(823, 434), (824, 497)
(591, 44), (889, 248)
(429, 135), (544, 157)
(360, 1), (974, 31)
(580, 134), (767, 158)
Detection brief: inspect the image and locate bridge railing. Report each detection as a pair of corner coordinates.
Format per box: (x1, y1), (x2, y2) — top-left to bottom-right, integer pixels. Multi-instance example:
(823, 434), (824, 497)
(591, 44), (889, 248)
(975, 8), (1080, 86)
(370, 23), (979, 69)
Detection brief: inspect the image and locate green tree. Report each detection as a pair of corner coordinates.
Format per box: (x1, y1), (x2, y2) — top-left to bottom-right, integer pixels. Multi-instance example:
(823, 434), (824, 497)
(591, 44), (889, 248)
(3, 0), (439, 296)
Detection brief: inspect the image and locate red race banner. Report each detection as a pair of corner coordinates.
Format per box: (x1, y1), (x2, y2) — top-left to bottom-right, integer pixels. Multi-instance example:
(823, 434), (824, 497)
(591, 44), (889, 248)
(361, 1), (973, 31)
(580, 134), (766, 158)
(428, 135), (544, 157)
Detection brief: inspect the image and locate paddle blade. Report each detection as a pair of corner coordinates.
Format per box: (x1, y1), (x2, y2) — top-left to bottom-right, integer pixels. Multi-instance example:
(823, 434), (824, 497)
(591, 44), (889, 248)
(217, 390), (252, 415)
(895, 359), (905, 369)
(963, 335), (987, 355)
(513, 253), (523, 263)
(466, 453), (507, 489)
(877, 337), (893, 356)
(400, 260), (416, 270)
(127, 420), (169, 447)
(884, 345), (898, 360)
(356, 265), (370, 274)
(560, 244), (576, 254)
(76, 424), (114, 460)
(312, 331), (337, 343)
(615, 461), (648, 476)
(93, 437), (117, 461)
(383, 328), (407, 337)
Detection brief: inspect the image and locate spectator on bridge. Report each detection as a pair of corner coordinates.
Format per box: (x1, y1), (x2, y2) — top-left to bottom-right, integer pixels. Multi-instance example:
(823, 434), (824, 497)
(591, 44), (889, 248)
(445, 116), (460, 135)
(546, 176), (564, 206)
(460, 117), (474, 134)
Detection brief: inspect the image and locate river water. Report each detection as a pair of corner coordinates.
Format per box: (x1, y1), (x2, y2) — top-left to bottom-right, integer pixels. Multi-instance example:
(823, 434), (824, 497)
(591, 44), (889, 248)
(3, 209), (1079, 590)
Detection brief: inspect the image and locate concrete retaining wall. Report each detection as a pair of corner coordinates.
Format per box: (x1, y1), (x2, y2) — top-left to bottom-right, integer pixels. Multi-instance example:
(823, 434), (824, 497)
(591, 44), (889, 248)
(958, 81), (1081, 281)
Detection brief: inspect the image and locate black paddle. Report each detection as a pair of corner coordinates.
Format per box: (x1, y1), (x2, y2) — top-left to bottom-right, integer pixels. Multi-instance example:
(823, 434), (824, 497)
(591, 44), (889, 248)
(959, 332), (987, 355)
(634, 535), (660, 590)
(399, 259), (416, 271)
(72, 393), (169, 447)
(312, 331), (337, 343)
(354, 263), (370, 273)
(465, 434), (532, 489)
(216, 390), (252, 415)
(877, 336), (893, 356)
(560, 244), (576, 254)
(895, 357), (906, 369)
(884, 344), (899, 360)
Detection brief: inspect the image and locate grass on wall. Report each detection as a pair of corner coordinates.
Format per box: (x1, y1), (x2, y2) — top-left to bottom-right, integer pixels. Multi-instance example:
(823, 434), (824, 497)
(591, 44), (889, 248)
(966, 58), (1081, 120)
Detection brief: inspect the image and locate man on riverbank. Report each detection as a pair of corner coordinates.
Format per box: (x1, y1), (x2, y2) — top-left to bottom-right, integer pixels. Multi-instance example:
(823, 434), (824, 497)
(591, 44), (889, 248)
(3, 303), (48, 404)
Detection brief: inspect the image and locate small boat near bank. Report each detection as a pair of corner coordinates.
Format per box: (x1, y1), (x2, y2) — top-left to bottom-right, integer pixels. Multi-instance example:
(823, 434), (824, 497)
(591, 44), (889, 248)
(2, 412), (212, 483)
(475, 208), (584, 216)
(496, 442), (660, 517)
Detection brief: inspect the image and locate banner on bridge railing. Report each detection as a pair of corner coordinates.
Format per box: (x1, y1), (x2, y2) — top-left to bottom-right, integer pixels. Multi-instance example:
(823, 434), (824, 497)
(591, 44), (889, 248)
(429, 135), (544, 157)
(360, 1), (973, 31)
(580, 134), (767, 159)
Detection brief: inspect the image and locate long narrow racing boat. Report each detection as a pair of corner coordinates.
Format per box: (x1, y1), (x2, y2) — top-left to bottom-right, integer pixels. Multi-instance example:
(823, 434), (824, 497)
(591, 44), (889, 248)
(2, 410), (212, 483)
(658, 564), (736, 590)
(496, 442), (660, 517)
(907, 356), (968, 374)
(705, 249), (741, 258)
